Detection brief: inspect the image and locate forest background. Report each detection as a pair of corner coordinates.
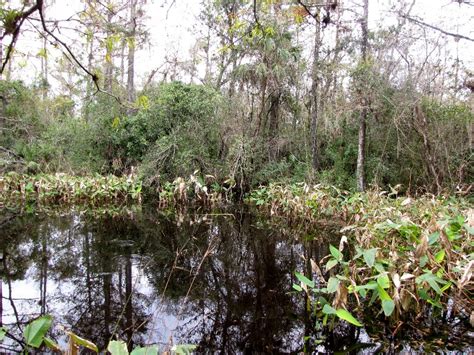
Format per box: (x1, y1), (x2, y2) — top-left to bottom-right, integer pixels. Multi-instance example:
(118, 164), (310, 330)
(0, 0), (473, 196)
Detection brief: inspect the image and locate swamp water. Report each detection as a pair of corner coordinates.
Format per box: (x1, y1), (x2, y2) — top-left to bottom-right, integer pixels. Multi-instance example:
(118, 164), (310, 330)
(0, 206), (471, 353)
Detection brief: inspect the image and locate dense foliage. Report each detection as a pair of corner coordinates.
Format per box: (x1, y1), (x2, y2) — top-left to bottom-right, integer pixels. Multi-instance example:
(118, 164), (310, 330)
(1, 78), (472, 195)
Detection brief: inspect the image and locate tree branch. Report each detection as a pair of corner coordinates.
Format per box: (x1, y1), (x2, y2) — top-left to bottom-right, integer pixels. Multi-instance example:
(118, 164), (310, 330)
(400, 14), (474, 42)
(253, 0), (262, 29)
(0, 2), (41, 74)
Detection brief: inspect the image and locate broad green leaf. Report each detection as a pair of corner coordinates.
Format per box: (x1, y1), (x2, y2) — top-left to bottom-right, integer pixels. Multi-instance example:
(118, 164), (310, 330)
(335, 309), (363, 327)
(329, 245), (343, 261)
(292, 284), (303, 292)
(325, 259), (338, 272)
(427, 278), (442, 294)
(173, 344), (197, 354)
(374, 263), (385, 273)
(108, 340), (129, 355)
(295, 272), (314, 288)
(322, 304), (336, 315)
(377, 285), (392, 301)
(24, 315), (53, 348)
(0, 327), (6, 342)
(68, 331), (98, 352)
(44, 337), (61, 352)
(356, 281), (378, 290)
(363, 248), (377, 268)
(377, 274), (390, 289)
(327, 277), (340, 293)
(131, 345), (159, 355)
(435, 249), (446, 263)
(382, 300), (395, 317)
(416, 272), (447, 295)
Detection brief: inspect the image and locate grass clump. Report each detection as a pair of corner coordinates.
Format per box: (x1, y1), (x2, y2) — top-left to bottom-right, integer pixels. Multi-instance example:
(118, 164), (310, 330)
(249, 183), (473, 332)
(0, 172), (142, 207)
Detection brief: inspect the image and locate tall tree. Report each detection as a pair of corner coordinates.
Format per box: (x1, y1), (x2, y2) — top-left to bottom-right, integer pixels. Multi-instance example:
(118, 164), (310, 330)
(356, 0), (369, 191)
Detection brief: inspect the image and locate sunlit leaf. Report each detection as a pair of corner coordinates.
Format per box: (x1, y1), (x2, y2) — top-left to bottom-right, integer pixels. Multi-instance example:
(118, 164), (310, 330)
(326, 258), (338, 272)
(435, 249), (446, 263)
(108, 340), (129, 355)
(292, 284), (303, 292)
(44, 337), (61, 352)
(24, 315), (52, 348)
(377, 274), (390, 289)
(131, 345), (159, 355)
(329, 245), (343, 261)
(335, 309), (363, 327)
(68, 331), (98, 352)
(377, 285), (392, 301)
(363, 248), (377, 268)
(0, 327), (7, 342)
(322, 304), (336, 315)
(172, 344), (197, 354)
(327, 277), (340, 293)
(295, 272), (314, 288)
(382, 300), (395, 317)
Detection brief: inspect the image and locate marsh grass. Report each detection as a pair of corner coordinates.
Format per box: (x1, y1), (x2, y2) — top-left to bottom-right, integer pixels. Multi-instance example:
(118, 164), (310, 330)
(248, 183), (473, 332)
(0, 172), (142, 207)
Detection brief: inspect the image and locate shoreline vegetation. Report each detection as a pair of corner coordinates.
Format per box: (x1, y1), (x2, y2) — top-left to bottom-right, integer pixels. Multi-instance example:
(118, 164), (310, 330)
(1, 173), (472, 335)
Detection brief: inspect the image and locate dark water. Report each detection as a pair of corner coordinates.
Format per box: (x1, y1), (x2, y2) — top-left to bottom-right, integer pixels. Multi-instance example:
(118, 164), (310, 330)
(0, 206), (471, 353)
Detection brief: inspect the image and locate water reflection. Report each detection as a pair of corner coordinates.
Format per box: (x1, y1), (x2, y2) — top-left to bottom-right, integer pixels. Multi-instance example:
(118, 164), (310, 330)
(0, 207), (470, 353)
(1, 207), (313, 352)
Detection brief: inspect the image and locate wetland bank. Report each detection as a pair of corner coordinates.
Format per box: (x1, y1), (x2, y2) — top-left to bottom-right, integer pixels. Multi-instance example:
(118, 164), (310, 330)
(0, 180), (472, 353)
(0, 0), (473, 353)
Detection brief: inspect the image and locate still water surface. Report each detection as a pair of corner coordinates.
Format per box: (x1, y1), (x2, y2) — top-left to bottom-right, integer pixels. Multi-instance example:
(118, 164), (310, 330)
(0, 206), (471, 353)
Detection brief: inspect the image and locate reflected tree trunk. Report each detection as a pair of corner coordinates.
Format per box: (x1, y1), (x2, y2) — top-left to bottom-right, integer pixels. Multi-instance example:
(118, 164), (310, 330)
(103, 273), (112, 343)
(39, 233), (48, 315)
(125, 253), (133, 350)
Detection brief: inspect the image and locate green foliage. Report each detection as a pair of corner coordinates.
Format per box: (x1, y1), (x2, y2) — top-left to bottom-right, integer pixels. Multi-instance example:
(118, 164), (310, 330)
(281, 184), (472, 331)
(138, 82), (223, 184)
(0, 173), (142, 206)
(4, 316), (187, 353)
(23, 315), (52, 348)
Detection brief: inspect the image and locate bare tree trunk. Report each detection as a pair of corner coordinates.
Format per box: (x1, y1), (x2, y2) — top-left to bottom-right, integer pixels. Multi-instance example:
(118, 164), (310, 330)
(41, 36), (48, 101)
(414, 105), (442, 193)
(0, 29), (3, 80)
(105, 12), (114, 92)
(127, 0), (137, 105)
(120, 38), (126, 85)
(356, 0), (369, 192)
(310, 12), (321, 171)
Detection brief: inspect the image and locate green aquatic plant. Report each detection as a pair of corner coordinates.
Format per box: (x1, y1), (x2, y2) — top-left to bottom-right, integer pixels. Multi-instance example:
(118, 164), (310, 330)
(0, 315), (196, 354)
(0, 172), (142, 206)
(252, 184), (473, 331)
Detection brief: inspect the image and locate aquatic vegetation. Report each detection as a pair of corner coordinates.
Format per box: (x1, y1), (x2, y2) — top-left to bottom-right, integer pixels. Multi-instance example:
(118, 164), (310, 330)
(250, 183), (473, 332)
(0, 172), (142, 206)
(156, 172), (235, 207)
(0, 315), (195, 354)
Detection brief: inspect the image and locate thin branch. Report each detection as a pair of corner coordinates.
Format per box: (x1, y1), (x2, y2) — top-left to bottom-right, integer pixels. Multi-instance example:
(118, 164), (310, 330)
(0, 2), (41, 74)
(296, 0), (318, 20)
(35, 2), (129, 106)
(253, 0), (262, 29)
(400, 14), (474, 42)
